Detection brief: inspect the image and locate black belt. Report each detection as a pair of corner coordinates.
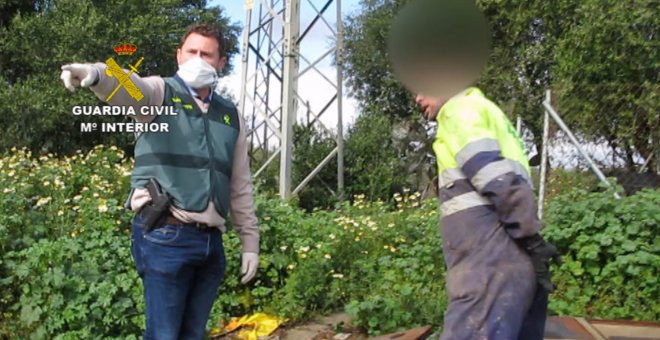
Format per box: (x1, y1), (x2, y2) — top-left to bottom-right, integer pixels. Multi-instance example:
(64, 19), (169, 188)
(162, 215), (212, 232)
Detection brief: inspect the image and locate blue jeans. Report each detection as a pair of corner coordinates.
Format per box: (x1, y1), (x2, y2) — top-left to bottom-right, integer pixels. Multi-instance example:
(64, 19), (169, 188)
(131, 214), (226, 340)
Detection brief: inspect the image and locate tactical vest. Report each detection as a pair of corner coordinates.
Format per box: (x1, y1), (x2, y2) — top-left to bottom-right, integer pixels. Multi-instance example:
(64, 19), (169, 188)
(130, 76), (240, 217)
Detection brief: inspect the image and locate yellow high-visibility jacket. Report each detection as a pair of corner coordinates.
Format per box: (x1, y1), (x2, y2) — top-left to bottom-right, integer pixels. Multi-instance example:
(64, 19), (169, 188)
(433, 87), (540, 239)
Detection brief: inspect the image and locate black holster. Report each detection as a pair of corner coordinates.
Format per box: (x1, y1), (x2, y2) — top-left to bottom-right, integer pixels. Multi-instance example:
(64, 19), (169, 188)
(140, 178), (171, 233)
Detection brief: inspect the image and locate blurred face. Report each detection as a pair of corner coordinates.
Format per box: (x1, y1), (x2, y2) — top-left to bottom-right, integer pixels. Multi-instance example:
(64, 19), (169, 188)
(415, 94), (446, 121)
(176, 33), (227, 70)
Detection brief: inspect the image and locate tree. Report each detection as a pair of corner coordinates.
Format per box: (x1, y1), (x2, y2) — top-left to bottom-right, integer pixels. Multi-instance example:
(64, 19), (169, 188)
(291, 124), (340, 211)
(551, 0), (659, 171)
(343, 111), (407, 201)
(343, 0), (566, 140)
(342, 0), (434, 196)
(343, 0), (417, 121)
(476, 0), (580, 149)
(343, 0), (658, 192)
(0, 0), (240, 155)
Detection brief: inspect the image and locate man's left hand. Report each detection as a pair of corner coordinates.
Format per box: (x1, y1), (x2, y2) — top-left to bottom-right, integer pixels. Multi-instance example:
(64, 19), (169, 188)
(519, 234), (562, 293)
(240, 252), (259, 284)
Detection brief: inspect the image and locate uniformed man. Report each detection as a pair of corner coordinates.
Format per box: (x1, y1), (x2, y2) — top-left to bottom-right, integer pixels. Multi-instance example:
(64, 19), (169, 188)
(59, 23), (260, 340)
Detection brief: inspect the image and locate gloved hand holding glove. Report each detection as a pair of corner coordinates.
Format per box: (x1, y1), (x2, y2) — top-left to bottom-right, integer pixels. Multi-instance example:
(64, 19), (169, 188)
(240, 252), (259, 284)
(518, 233), (562, 292)
(60, 63), (99, 92)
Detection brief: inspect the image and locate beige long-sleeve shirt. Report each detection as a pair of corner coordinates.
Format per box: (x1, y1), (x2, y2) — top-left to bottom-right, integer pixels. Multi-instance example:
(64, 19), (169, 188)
(89, 63), (259, 253)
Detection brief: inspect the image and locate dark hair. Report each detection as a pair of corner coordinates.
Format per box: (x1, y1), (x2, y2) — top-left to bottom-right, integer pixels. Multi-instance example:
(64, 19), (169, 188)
(180, 23), (225, 57)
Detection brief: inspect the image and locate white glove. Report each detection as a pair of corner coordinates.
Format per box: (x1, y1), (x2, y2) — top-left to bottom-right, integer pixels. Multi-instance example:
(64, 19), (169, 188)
(240, 252), (259, 284)
(60, 63), (98, 92)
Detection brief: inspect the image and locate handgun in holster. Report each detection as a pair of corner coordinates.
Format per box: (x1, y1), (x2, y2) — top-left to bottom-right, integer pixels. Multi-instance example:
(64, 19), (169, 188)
(140, 178), (171, 233)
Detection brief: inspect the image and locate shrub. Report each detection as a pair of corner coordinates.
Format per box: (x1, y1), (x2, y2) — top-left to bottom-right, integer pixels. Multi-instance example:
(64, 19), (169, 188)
(0, 146), (445, 337)
(543, 187), (660, 320)
(1, 146), (658, 338)
(0, 146), (137, 338)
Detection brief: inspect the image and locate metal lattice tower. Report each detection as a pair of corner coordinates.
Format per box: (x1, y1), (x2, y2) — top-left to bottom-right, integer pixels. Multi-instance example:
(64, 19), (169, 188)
(239, 0), (344, 199)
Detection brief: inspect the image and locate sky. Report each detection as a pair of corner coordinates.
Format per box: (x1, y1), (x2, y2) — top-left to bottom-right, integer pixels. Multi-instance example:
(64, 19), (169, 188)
(210, 0), (364, 130)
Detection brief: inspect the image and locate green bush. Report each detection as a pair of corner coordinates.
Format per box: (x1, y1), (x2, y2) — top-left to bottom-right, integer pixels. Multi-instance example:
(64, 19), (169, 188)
(1, 146), (658, 338)
(213, 192), (445, 335)
(544, 187), (660, 320)
(0, 147), (445, 337)
(0, 146), (138, 338)
(544, 169), (600, 204)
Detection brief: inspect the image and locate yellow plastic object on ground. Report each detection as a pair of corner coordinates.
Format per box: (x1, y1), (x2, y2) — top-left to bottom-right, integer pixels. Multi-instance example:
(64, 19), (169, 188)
(211, 313), (285, 340)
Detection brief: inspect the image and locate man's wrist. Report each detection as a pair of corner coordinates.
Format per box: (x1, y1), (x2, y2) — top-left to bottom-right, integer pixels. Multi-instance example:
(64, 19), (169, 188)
(518, 233), (544, 251)
(90, 67), (100, 87)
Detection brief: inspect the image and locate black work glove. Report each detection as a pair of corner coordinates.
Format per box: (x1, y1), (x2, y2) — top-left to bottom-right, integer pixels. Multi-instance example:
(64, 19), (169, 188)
(518, 233), (562, 293)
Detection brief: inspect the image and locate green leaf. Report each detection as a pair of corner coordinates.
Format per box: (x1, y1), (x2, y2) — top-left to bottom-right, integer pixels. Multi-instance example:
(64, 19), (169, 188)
(622, 240), (637, 252)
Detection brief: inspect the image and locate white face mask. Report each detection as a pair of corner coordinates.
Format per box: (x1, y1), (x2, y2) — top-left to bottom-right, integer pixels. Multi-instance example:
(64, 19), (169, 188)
(176, 56), (219, 89)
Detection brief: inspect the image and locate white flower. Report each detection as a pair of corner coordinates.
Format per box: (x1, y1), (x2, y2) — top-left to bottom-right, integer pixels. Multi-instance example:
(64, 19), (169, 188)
(98, 198), (108, 212)
(299, 246), (310, 253)
(329, 234), (336, 240)
(332, 273), (344, 279)
(324, 254), (332, 260)
(35, 196), (52, 207)
(280, 245), (288, 251)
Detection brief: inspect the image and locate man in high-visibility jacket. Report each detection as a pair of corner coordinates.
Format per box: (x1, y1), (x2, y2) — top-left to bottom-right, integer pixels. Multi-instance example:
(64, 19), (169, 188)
(416, 88), (561, 340)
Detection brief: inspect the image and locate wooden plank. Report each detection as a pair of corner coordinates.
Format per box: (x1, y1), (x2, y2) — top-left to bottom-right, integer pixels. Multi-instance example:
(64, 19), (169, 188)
(575, 318), (607, 340)
(369, 326), (433, 340)
(545, 316), (598, 339)
(591, 323), (660, 339)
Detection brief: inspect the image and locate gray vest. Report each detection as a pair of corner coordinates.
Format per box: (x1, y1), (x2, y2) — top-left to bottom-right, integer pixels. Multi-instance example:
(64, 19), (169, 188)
(130, 76), (240, 217)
